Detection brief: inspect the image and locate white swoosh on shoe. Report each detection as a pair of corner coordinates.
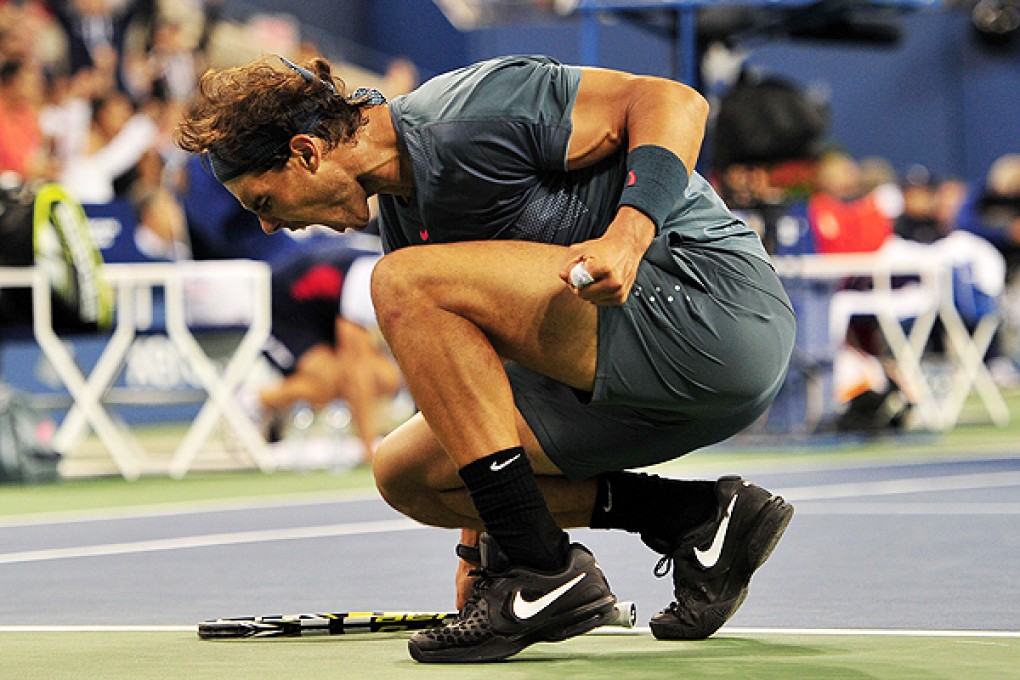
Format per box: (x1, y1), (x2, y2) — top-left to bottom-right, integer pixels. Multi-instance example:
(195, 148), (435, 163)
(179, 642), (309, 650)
(693, 494), (739, 569)
(511, 572), (587, 620)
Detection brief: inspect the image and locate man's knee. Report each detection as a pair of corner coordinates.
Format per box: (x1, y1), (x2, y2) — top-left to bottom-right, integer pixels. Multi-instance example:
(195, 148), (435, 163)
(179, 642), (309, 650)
(371, 435), (416, 515)
(372, 431), (460, 527)
(370, 250), (428, 334)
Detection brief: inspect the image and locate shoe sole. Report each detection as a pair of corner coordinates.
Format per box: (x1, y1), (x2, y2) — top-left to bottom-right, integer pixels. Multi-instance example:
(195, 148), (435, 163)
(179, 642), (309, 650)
(650, 494), (795, 641)
(408, 596), (618, 663)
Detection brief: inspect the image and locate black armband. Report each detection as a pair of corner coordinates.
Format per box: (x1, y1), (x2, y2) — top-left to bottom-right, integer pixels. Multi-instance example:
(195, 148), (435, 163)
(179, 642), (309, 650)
(617, 144), (689, 232)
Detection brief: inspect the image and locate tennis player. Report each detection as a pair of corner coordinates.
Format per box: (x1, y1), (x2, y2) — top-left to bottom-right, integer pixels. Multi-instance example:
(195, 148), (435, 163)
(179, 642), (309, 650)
(176, 54), (796, 663)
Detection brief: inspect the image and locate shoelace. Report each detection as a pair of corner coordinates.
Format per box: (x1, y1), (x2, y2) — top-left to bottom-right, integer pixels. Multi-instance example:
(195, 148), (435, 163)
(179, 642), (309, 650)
(653, 554), (709, 611)
(456, 567), (492, 616)
(423, 568), (490, 637)
(468, 567), (490, 587)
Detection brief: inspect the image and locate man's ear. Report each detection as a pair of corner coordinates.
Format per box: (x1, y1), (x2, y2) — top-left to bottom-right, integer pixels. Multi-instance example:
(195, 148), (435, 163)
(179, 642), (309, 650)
(290, 134), (321, 172)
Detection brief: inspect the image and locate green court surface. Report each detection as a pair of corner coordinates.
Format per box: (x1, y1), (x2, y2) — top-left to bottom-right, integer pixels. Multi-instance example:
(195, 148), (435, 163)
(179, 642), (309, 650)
(0, 465), (379, 517)
(3, 629), (1018, 679)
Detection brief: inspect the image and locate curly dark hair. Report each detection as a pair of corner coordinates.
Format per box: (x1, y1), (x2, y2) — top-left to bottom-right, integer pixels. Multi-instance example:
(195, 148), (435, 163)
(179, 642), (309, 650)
(175, 57), (369, 179)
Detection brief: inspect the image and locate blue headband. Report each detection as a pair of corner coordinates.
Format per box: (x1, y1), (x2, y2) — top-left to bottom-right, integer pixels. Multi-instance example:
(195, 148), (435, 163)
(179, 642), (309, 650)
(207, 56), (387, 184)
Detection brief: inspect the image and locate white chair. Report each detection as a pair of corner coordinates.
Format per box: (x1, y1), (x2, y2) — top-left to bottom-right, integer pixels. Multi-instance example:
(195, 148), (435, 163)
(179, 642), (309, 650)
(932, 231), (1010, 428)
(1, 260), (277, 480)
(826, 234), (1009, 430)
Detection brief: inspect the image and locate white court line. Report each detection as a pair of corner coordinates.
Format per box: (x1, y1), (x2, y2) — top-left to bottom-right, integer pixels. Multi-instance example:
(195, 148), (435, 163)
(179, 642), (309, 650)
(652, 449), (1020, 480)
(0, 625), (1017, 638)
(723, 627), (1020, 638)
(0, 518), (424, 565)
(0, 626), (195, 633)
(781, 471), (1020, 501)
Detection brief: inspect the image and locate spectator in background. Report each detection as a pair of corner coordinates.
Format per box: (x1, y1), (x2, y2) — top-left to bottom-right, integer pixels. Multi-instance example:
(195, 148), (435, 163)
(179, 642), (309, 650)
(133, 184), (190, 260)
(934, 177), (968, 234)
(808, 150), (902, 254)
(713, 162), (788, 253)
(0, 58), (56, 181)
(0, 0), (61, 65)
(40, 66), (107, 171)
(825, 155), (1010, 418)
(44, 0), (155, 95)
(893, 165), (942, 245)
(956, 153), (1020, 276)
(122, 18), (186, 103)
(57, 89), (159, 203)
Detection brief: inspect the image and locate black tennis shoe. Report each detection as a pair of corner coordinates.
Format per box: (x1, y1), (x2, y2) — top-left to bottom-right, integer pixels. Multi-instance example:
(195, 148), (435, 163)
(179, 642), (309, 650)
(642, 475), (794, 640)
(408, 534), (617, 663)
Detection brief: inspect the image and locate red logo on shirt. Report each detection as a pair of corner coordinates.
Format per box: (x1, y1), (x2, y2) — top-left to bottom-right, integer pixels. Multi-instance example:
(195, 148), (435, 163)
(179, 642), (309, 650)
(419, 229), (429, 241)
(626, 170), (637, 187)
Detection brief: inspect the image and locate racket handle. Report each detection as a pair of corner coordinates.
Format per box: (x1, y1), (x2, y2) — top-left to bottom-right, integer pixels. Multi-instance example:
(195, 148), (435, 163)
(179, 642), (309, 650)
(608, 601), (637, 628)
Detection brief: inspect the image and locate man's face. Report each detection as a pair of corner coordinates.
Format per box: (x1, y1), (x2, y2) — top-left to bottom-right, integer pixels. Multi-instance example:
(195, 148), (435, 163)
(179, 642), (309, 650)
(226, 153), (371, 234)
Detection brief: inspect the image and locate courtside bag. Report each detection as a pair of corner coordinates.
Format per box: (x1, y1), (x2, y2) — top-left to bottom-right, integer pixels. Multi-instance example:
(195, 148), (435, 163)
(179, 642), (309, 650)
(0, 383), (61, 484)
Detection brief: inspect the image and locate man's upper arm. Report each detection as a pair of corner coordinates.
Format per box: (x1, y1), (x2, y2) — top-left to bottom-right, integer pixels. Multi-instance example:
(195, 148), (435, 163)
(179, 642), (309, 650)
(566, 68), (631, 170)
(567, 68), (709, 175)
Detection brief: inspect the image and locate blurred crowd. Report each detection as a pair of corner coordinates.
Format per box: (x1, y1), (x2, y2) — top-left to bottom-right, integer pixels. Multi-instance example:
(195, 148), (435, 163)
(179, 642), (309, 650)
(2, 4), (1017, 441)
(3, 2), (1014, 285)
(0, 0), (209, 204)
(715, 149), (1020, 276)
(0, 0), (419, 467)
(0, 0), (418, 261)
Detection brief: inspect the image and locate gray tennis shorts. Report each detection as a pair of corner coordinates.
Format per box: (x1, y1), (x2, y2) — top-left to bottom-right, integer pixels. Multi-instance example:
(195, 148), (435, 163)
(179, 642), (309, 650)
(508, 247), (795, 481)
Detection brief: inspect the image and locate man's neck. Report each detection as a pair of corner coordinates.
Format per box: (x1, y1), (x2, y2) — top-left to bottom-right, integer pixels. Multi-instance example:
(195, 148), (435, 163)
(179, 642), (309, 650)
(357, 105), (413, 198)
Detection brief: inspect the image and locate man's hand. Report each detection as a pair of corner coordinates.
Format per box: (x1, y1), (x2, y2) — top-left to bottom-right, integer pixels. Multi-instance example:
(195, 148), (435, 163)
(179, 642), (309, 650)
(560, 207), (655, 305)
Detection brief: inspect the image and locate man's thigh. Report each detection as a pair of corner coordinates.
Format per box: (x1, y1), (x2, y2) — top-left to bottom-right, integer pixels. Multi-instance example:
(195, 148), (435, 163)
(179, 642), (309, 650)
(374, 240), (599, 390)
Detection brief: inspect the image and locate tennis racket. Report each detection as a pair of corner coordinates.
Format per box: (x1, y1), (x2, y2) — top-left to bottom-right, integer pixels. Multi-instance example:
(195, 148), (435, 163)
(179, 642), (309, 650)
(198, 600), (637, 639)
